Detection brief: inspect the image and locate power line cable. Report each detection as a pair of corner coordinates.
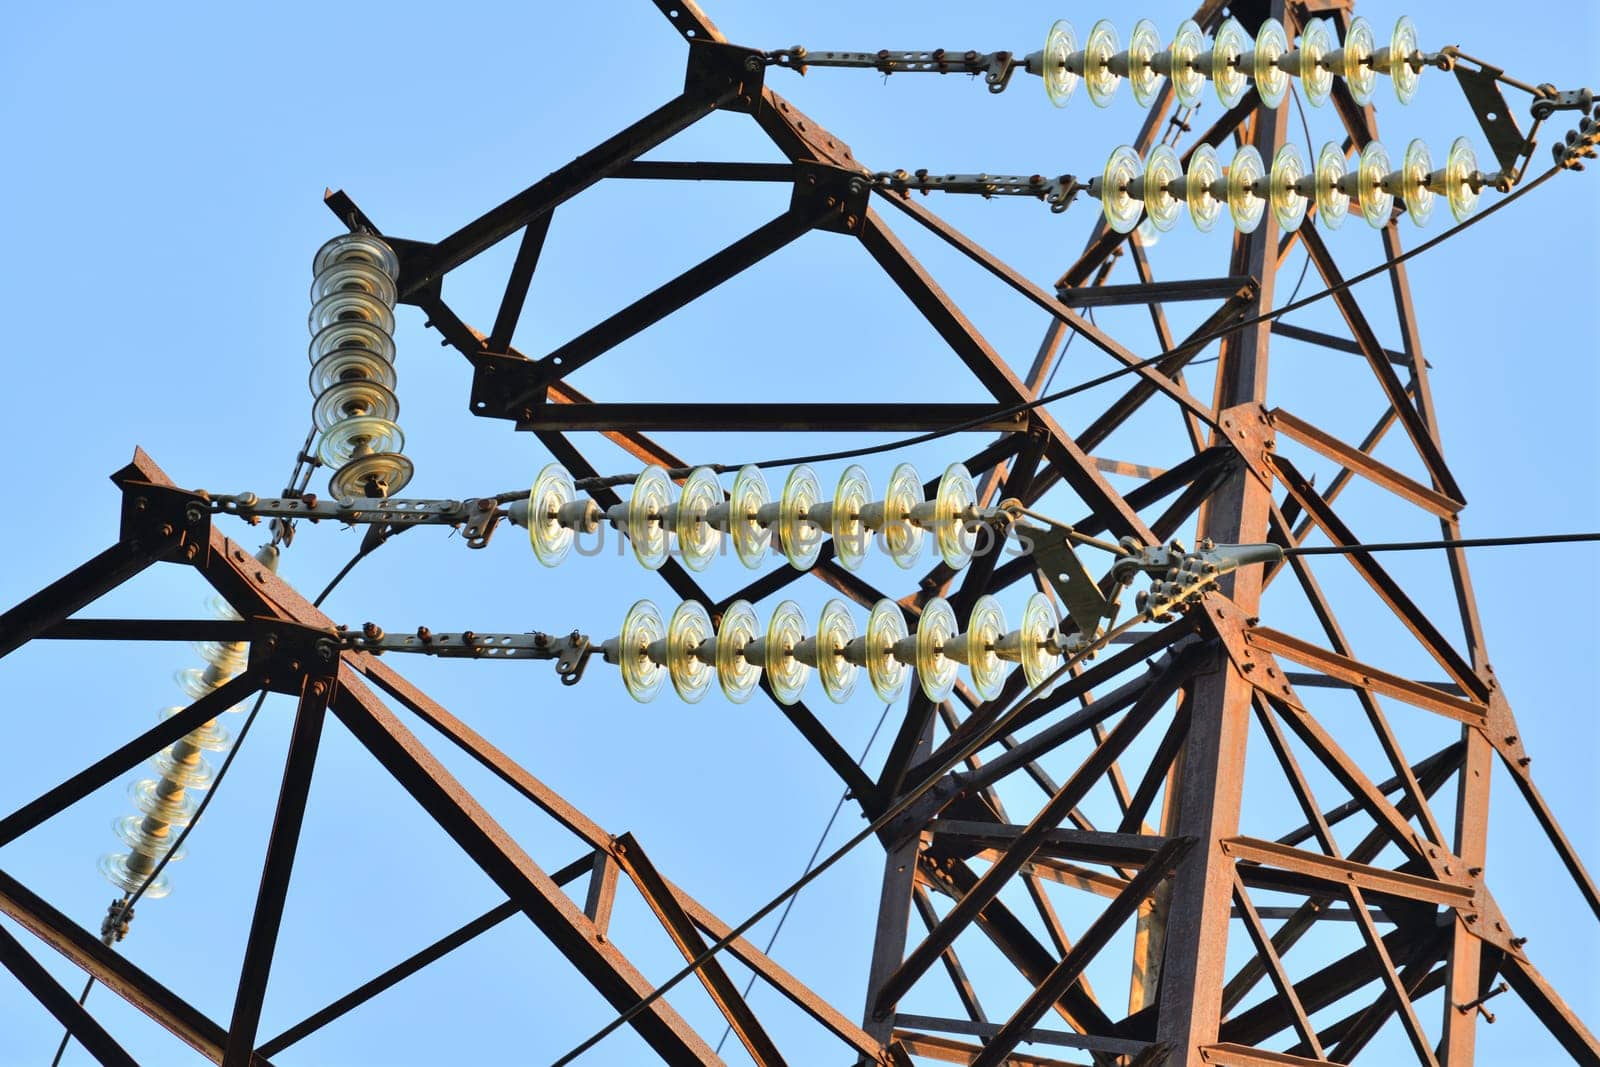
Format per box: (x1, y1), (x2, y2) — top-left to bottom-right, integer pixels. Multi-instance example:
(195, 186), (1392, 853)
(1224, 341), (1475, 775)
(1284, 532), (1600, 556)
(711, 701), (895, 1057)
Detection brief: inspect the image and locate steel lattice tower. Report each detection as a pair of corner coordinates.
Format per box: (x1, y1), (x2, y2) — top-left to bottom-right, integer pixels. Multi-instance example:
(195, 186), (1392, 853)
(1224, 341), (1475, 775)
(0, 1), (1596, 1065)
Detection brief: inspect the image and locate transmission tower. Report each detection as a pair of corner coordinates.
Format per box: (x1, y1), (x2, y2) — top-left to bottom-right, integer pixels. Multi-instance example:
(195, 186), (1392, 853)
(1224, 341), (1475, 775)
(1, 1), (1597, 1065)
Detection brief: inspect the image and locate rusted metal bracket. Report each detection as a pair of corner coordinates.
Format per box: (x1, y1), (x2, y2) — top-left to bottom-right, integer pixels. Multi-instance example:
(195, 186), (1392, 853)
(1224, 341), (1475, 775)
(119, 481), (212, 567)
(1216, 404), (1275, 490)
(1481, 685), (1532, 771)
(1021, 521), (1109, 642)
(245, 620), (341, 696)
(684, 39), (766, 113)
(791, 162), (871, 235)
(1449, 57), (1533, 177)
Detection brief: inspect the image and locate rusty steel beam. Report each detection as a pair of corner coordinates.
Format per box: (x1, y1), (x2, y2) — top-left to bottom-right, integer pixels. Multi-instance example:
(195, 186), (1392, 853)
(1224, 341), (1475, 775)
(971, 837), (1193, 1067)
(327, 668), (721, 1064)
(1055, 275), (1255, 308)
(487, 212), (553, 351)
(1248, 627), (1485, 725)
(0, 921), (138, 1067)
(222, 678), (335, 1067)
(523, 402), (1029, 433)
(520, 204), (825, 387)
(613, 834), (789, 1066)
(0, 542), (164, 659)
(0, 869), (271, 1066)
(403, 90), (735, 298)
(1294, 224), (1464, 503)
(873, 649), (1197, 1014)
(1152, 29), (1289, 1057)
(0, 669), (265, 848)
(1269, 407), (1462, 518)
(1230, 873), (1324, 1058)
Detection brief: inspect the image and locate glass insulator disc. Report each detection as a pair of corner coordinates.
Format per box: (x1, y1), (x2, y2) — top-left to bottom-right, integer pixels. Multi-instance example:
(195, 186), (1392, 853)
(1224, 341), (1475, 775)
(880, 462), (925, 568)
(1020, 592), (1064, 689)
(777, 464), (823, 570)
(617, 599), (666, 703)
(1169, 19), (1206, 106)
(312, 379), (399, 434)
(832, 464), (872, 571)
(317, 416), (404, 469)
(764, 600), (810, 706)
(675, 466), (724, 573)
(1390, 16), (1421, 104)
(865, 599), (910, 702)
(1270, 143), (1310, 233)
(99, 852), (172, 898)
(1227, 145), (1267, 233)
(715, 600), (762, 704)
(127, 778), (199, 825)
(1127, 19), (1164, 106)
(1144, 144), (1184, 232)
(1212, 17), (1251, 108)
(965, 595), (1009, 701)
(1402, 138), (1434, 225)
(113, 815), (187, 862)
(1358, 140), (1394, 228)
(1298, 17), (1335, 106)
(1186, 143), (1224, 232)
(311, 258), (397, 308)
(1342, 16), (1378, 106)
(330, 453), (412, 500)
(1315, 141), (1351, 228)
(915, 598), (960, 702)
(666, 600), (715, 703)
(314, 232), (399, 281)
(1443, 136), (1480, 221)
(527, 462), (576, 567)
(1101, 145), (1145, 235)
(308, 319), (395, 366)
(1083, 20), (1122, 107)
(627, 466), (673, 571)
(1253, 18), (1290, 109)
(729, 465), (771, 569)
(310, 347), (396, 397)
(309, 288), (394, 338)
(1041, 19), (1079, 107)
(933, 463), (978, 570)
(816, 599), (860, 703)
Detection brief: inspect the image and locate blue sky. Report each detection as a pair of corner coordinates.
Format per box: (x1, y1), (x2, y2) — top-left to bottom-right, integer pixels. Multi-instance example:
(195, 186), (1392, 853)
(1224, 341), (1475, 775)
(1, 1), (1596, 1064)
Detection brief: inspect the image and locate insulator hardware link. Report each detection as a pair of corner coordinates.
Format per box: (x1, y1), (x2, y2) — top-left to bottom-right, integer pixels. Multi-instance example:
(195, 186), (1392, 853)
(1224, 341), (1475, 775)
(769, 15), (1444, 111)
(885, 136), (1503, 233)
(332, 541), (1283, 704)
